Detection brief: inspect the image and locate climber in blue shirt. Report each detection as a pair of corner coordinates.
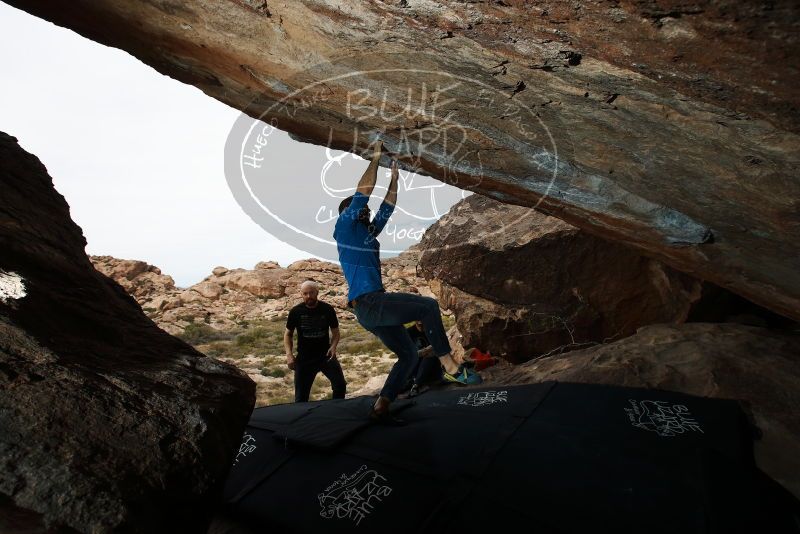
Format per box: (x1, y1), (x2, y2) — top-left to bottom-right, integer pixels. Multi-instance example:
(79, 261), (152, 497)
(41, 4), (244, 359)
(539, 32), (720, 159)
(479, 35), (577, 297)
(333, 139), (481, 425)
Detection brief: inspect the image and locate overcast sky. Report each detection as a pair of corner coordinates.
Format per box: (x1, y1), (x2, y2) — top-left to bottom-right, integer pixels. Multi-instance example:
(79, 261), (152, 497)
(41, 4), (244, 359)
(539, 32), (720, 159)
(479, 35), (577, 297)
(0, 3), (467, 287)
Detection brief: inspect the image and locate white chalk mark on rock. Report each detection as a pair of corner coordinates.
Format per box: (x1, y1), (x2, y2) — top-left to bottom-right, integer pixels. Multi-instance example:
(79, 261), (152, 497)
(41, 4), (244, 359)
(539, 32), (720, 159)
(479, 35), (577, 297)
(0, 270), (27, 303)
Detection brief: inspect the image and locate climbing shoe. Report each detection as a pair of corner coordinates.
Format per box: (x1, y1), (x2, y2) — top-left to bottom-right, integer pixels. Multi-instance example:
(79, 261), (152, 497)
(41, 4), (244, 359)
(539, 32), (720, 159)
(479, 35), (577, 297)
(443, 365), (482, 386)
(368, 396), (407, 426)
(368, 408), (407, 426)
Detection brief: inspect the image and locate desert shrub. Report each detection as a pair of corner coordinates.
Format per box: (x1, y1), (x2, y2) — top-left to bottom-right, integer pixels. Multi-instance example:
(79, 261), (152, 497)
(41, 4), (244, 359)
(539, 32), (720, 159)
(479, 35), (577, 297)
(260, 367), (286, 378)
(235, 326), (270, 346)
(442, 313), (456, 329)
(203, 341), (229, 357)
(341, 338), (386, 354)
(268, 394), (294, 405)
(178, 323), (229, 344)
(310, 378), (334, 399)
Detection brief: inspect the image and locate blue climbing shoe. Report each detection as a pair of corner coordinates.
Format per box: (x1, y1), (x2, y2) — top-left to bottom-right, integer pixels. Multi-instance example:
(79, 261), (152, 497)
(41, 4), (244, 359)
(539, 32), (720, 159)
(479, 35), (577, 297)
(443, 365), (482, 386)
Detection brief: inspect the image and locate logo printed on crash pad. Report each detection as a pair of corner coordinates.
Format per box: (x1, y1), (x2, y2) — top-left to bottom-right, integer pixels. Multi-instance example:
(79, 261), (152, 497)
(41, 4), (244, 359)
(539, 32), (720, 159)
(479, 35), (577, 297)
(625, 399), (704, 437)
(458, 390), (508, 407)
(234, 433), (257, 465)
(318, 465), (392, 526)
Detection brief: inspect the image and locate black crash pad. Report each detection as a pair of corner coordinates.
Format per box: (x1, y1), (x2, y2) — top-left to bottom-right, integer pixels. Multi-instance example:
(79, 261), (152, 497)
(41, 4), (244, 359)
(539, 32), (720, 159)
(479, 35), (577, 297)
(221, 382), (799, 534)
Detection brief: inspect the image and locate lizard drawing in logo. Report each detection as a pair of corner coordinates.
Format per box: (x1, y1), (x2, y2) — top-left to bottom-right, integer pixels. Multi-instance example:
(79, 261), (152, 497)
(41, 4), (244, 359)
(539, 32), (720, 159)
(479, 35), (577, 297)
(627, 399), (704, 437)
(318, 465), (392, 526)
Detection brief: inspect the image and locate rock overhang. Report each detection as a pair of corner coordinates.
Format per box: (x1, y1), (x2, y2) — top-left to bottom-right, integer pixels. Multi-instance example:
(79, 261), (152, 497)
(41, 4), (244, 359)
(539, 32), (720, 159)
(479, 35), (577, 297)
(2, 0), (799, 320)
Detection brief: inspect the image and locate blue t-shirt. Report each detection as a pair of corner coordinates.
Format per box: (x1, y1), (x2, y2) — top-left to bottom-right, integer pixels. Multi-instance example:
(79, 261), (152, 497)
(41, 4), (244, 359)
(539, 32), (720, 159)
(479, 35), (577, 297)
(333, 192), (395, 303)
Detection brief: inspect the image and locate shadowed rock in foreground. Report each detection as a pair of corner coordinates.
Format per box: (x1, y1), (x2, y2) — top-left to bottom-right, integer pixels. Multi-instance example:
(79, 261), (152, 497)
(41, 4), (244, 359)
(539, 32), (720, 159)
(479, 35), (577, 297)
(0, 131), (256, 532)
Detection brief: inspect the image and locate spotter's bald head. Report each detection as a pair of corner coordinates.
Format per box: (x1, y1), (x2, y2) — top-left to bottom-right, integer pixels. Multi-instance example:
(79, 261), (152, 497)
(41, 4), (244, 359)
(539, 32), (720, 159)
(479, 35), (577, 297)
(300, 280), (319, 307)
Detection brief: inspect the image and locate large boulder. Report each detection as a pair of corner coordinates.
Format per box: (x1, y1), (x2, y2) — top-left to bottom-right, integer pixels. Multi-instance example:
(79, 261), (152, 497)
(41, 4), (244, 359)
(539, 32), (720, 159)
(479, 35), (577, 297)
(90, 255), (177, 302)
(220, 269), (291, 299)
(6, 0), (799, 321)
(419, 194), (706, 361)
(192, 280), (225, 300)
(286, 258), (340, 272)
(0, 132), (255, 532)
(480, 322), (800, 500)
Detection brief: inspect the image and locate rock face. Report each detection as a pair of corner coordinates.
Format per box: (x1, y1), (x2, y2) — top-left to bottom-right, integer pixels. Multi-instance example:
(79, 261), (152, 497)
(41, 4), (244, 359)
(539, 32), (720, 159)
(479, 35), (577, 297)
(419, 194), (706, 362)
(480, 323), (800, 500)
(6, 0), (799, 322)
(90, 254), (177, 304)
(91, 246), (435, 336)
(0, 132), (255, 532)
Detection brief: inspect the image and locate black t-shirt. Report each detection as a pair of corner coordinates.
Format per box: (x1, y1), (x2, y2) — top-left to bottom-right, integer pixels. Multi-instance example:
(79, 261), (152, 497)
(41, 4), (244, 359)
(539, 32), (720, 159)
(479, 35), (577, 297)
(286, 301), (339, 361)
(406, 324), (430, 351)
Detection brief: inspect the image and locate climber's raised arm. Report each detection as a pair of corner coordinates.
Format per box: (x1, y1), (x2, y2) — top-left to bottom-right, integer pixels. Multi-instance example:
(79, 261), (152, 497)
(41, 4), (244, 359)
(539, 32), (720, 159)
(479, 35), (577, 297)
(355, 140), (383, 197)
(383, 159), (399, 207)
(368, 159), (398, 237)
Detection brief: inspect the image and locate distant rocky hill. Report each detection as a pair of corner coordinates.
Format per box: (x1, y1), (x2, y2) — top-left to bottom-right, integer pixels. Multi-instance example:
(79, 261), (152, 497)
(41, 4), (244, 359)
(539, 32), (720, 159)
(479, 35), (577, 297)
(90, 246), (434, 336)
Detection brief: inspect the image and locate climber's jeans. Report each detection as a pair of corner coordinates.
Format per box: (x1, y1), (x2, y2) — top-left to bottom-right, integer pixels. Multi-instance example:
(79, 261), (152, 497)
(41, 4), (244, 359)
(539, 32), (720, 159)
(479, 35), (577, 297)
(353, 290), (452, 402)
